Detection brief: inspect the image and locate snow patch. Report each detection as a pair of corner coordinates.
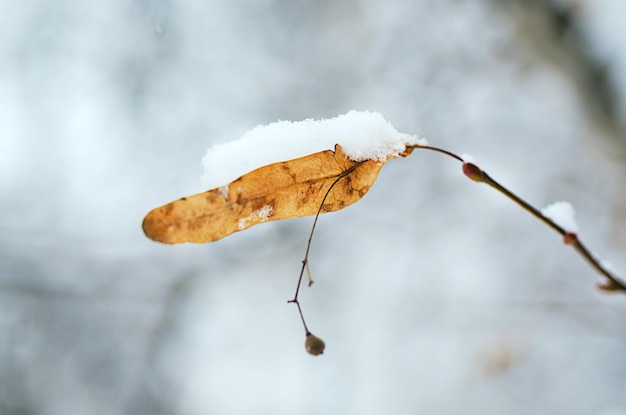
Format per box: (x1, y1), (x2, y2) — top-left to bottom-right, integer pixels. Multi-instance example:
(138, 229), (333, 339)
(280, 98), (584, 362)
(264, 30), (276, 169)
(541, 201), (579, 233)
(238, 205), (274, 231)
(217, 185), (229, 200)
(461, 153), (477, 164)
(201, 111), (426, 188)
(600, 259), (619, 275)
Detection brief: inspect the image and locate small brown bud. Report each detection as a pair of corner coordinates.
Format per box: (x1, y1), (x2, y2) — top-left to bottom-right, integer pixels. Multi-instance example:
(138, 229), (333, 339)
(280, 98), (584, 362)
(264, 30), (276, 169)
(563, 232), (577, 245)
(462, 162), (484, 182)
(597, 279), (620, 292)
(305, 333), (325, 356)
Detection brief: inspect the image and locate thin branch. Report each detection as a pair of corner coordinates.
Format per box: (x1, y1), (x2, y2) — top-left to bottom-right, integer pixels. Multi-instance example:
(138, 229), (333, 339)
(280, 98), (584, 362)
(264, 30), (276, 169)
(412, 144), (626, 294)
(293, 299), (310, 335)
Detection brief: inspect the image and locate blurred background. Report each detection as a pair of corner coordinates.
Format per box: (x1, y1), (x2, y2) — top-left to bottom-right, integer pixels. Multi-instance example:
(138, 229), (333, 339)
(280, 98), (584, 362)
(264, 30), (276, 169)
(1, 0), (626, 414)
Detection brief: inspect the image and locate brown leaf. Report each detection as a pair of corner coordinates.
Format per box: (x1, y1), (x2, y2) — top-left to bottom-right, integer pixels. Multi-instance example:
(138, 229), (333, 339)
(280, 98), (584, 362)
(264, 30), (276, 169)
(143, 144), (412, 244)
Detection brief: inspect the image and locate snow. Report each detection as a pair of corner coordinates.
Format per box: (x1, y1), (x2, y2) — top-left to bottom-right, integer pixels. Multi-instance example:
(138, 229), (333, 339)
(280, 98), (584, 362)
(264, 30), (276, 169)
(201, 110), (427, 189)
(3, 2), (626, 415)
(541, 201), (579, 233)
(461, 153), (477, 164)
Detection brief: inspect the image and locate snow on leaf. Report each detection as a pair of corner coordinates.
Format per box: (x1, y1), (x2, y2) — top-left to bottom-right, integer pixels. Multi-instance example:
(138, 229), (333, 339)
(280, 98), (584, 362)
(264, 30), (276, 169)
(201, 110), (426, 189)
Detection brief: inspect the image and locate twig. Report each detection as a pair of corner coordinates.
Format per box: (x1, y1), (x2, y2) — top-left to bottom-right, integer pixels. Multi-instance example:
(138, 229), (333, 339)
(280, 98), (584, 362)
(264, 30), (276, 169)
(413, 144), (626, 294)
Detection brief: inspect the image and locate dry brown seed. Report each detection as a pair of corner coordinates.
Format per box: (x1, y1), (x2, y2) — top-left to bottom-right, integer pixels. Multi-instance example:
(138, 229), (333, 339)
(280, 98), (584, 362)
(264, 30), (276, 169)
(305, 333), (325, 356)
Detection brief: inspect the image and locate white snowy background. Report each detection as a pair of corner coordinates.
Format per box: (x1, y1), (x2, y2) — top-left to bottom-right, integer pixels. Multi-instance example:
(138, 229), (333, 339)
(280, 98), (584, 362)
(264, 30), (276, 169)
(2, 1), (626, 414)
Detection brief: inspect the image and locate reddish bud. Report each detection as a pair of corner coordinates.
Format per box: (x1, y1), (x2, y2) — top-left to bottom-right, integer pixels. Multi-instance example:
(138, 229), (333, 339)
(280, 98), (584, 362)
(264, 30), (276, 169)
(597, 279), (620, 293)
(563, 232), (577, 245)
(462, 162), (484, 182)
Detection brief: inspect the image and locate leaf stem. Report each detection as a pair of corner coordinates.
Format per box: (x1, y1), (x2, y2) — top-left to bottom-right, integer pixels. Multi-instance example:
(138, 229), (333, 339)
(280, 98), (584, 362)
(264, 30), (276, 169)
(288, 162), (364, 333)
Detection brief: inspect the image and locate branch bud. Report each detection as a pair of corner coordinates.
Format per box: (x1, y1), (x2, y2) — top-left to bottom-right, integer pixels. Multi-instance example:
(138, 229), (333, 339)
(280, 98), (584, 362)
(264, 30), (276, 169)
(563, 232), (578, 245)
(462, 162), (484, 182)
(597, 279), (621, 293)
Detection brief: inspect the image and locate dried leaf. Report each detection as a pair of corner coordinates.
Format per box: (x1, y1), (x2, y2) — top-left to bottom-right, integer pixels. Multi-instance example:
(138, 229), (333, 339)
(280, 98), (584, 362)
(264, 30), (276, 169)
(143, 144), (411, 244)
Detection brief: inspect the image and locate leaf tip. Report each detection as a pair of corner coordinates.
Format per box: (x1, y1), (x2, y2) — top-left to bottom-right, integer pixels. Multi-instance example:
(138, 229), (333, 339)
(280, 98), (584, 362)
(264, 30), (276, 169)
(142, 208), (172, 244)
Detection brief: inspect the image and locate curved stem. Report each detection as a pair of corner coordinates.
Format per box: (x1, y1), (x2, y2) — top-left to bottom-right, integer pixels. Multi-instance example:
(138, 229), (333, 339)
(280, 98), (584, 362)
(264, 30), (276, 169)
(411, 144), (464, 162)
(288, 162), (364, 333)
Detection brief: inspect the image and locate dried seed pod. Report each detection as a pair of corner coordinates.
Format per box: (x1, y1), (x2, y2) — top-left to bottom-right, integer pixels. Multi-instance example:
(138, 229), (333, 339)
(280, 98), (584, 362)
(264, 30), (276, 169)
(305, 333), (325, 356)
